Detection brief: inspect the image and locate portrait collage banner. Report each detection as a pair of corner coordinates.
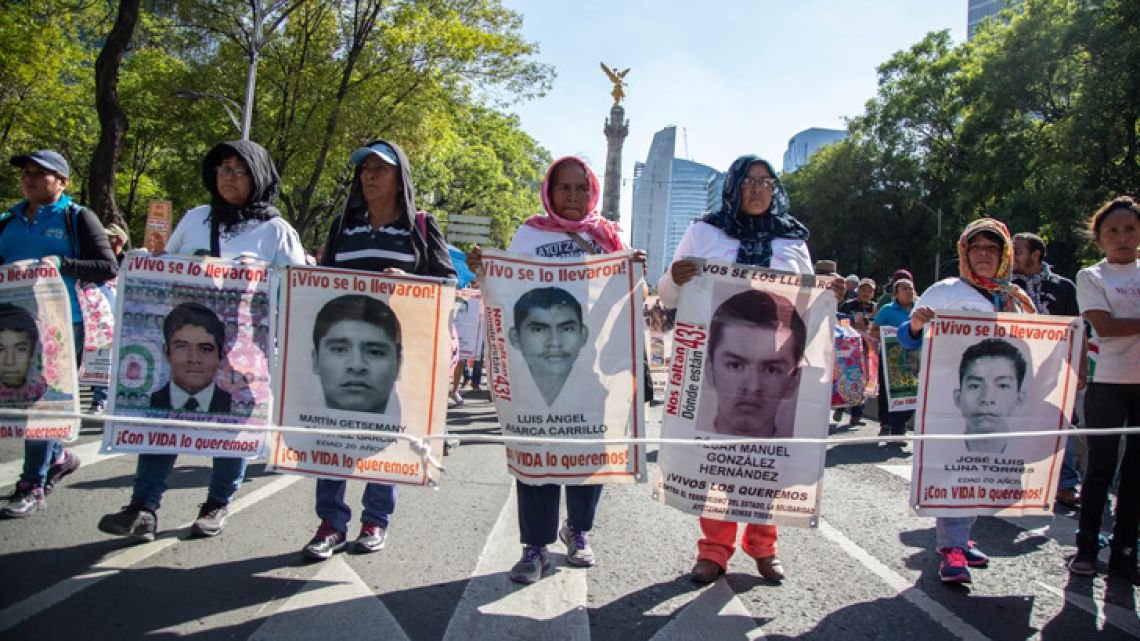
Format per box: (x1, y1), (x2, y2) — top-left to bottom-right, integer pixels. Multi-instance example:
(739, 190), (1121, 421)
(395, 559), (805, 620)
(644, 295), (676, 402)
(268, 267), (454, 486)
(0, 260), (79, 441)
(879, 326), (920, 411)
(654, 260), (836, 527)
(480, 250), (646, 485)
(454, 288), (484, 361)
(100, 253), (276, 457)
(910, 310), (1081, 517)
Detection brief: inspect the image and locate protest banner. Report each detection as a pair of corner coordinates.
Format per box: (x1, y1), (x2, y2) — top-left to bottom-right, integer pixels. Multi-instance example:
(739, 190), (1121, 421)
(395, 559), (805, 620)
(76, 279), (116, 386)
(831, 320), (865, 408)
(879, 326), (920, 411)
(78, 347), (112, 387)
(0, 261), (79, 441)
(454, 288), (484, 361)
(100, 253), (276, 457)
(644, 295), (675, 402)
(144, 199), (172, 253)
(268, 267), (454, 486)
(654, 260), (836, 527)
(481, 249), (645, 485)
(910, 310), (1081, 516)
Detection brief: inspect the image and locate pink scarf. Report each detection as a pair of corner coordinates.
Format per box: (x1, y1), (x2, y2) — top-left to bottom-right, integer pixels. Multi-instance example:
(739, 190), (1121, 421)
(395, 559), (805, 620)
(524, 156), (625, 253)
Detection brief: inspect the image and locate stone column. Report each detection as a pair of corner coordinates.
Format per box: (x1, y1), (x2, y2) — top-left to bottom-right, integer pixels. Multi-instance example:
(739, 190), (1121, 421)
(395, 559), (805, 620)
(601, 104), (629, 222)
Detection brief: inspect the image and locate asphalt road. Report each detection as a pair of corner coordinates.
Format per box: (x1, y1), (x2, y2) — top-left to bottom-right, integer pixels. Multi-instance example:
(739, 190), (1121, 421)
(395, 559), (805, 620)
(1, 393), (1136, 640)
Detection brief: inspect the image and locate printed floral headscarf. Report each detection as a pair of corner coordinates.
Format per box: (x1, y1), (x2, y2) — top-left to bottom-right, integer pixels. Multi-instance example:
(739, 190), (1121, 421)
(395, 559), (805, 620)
(701, 155), (808, 268)
(957, 217), (1035, 313)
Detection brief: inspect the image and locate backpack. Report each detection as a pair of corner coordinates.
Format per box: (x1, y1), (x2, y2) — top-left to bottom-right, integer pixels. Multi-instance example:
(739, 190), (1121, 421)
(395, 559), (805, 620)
(0, 202), (90, 261)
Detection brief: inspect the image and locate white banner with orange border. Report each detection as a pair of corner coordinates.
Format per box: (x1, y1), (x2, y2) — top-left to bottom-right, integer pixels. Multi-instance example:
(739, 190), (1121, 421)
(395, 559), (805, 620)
(268, 267), (454, 486)
(910, 310), (1081, 517)
(480, 249), (646, 485)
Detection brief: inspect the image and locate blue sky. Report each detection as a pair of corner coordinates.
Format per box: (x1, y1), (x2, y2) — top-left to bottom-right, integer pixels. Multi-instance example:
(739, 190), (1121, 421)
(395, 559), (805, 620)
(502, 0), (968, 226)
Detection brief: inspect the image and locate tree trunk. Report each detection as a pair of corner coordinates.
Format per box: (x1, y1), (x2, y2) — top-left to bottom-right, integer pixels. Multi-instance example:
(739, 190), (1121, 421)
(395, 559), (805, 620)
(87, 0), (140, 225)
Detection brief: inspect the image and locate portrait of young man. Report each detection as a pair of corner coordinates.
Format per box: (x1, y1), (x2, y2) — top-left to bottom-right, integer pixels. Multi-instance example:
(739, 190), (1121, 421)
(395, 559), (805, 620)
(0, 303), (41, 401)
(954, 337), (1029, 455)
(700, 289), (807, 438)
(311, 294), (402, 414)
(151, 302), (231, 413)
(508, 287), (590, 407)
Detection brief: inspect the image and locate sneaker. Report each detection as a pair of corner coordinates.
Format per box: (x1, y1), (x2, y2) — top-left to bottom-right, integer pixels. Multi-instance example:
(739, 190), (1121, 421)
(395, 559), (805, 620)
(45, 449), (81, 495)
(756, 555), (786, 581)
(451, 391), (464, 406)
(1068, 554), (1097, 576)
(690, 558), (724, 584)
(1, 482), (44, 518)
(88, 400), (106, 415)
(964, 541), (989, 567)
(1108, 540), (1140, 585)
(303, 520), (347, 560)
(509, 545), (549, 584)
(98, 503), (157, 541)
(559, 521), (596, 567)
(831, 409), (844, 422)
(355, 522), (386, 553)
(190, 498), (228, 537)
(938, 547), (972, 584)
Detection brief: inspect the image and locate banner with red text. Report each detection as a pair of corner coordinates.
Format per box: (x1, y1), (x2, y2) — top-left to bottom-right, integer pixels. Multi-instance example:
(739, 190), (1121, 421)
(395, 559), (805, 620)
(0, 260), (79, 441)
(910, 310), (1081, 516)
(454, 288), (484, 361)
(644, 295), (675, 402)
(268, 267), (454, 486)
(100, 253), (276, 457)
(653, 259), (836, 527)
(481, 250), (645, 485)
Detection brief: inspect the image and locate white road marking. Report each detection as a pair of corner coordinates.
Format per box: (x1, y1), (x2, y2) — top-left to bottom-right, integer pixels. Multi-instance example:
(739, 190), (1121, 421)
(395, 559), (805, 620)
(0, 474), (301, 633)
(0, 440), (122, 486)
(248, 555), (410, 641)
(441, 483), (590, 641)
(817, 518), (991, 641)
(1034, 580), (1140, 638)
(647, 578), (763, 641)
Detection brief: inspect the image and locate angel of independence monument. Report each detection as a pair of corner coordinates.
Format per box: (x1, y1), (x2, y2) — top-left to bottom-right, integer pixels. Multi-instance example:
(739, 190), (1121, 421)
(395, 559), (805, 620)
(600, 62), (630, 222)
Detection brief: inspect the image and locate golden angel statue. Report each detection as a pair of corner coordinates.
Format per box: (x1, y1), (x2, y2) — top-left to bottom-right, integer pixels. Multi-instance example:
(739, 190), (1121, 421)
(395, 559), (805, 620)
(600, 62), (630, 106)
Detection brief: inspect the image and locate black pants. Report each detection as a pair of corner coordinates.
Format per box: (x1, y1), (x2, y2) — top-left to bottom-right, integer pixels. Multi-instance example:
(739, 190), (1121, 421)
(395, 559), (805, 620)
(1077, 383), (1140, 555)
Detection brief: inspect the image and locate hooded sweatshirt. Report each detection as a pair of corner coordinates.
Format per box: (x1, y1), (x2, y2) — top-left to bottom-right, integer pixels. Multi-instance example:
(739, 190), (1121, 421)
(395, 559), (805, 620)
(320, 139), (455, 279)
(166, 140), (305, 266)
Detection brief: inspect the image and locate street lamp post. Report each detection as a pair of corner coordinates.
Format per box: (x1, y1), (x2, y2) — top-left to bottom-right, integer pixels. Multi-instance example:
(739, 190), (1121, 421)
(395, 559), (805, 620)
(173, 89), (243, 136)
(908, 200), (942, 282)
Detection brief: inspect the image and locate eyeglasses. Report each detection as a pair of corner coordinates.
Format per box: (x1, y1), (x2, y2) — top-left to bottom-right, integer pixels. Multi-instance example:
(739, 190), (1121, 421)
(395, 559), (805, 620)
(740, 176), (777, 191)
(215, 165), (250, 178)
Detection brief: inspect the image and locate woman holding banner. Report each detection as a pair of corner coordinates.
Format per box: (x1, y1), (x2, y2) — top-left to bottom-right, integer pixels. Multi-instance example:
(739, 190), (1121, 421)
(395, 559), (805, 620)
(869, 277), (916, 439)
(658, 154), (837, 585)
(98, 140), (305, 541)
(472, 156), (644, 584)
(300, 140), (455, 561)
(1068, 196), (1140, 583)
(899, 218), (1035, 584)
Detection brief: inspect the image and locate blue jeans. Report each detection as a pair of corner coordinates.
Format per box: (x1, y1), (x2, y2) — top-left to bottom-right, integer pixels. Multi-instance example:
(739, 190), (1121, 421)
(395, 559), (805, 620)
(517, 480), (603, 546)
(315, 479), (396, 533)
(131, 454), (247, 512)
(20, 322), (83, 486)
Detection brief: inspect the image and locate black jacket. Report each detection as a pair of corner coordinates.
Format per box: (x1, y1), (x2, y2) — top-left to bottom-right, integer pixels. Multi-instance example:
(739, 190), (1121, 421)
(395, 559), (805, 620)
(1012, 264), (1078, 316)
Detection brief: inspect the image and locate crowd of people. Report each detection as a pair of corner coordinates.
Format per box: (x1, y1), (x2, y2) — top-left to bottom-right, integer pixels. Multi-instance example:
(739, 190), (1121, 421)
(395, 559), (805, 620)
(1, 142), (1137, 594)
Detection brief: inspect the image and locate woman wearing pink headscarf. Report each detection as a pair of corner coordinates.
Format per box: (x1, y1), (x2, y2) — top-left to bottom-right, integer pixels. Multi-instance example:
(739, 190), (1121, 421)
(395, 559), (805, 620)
(472, 156), (643, 584)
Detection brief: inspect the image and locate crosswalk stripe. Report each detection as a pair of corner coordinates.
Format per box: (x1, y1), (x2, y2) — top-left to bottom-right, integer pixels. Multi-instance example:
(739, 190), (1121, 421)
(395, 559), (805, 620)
(647, 579), (763, 640)
(0, 439), (122, 487)
(249, 555), (410, 641)
(1034, 580), (1140, 638)
(0, 474), (301, 633)
(441, 482), (590, 640)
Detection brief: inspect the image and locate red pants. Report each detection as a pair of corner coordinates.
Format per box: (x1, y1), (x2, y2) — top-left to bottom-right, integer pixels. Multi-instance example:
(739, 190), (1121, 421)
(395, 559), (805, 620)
(697, 517), (778, 570)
